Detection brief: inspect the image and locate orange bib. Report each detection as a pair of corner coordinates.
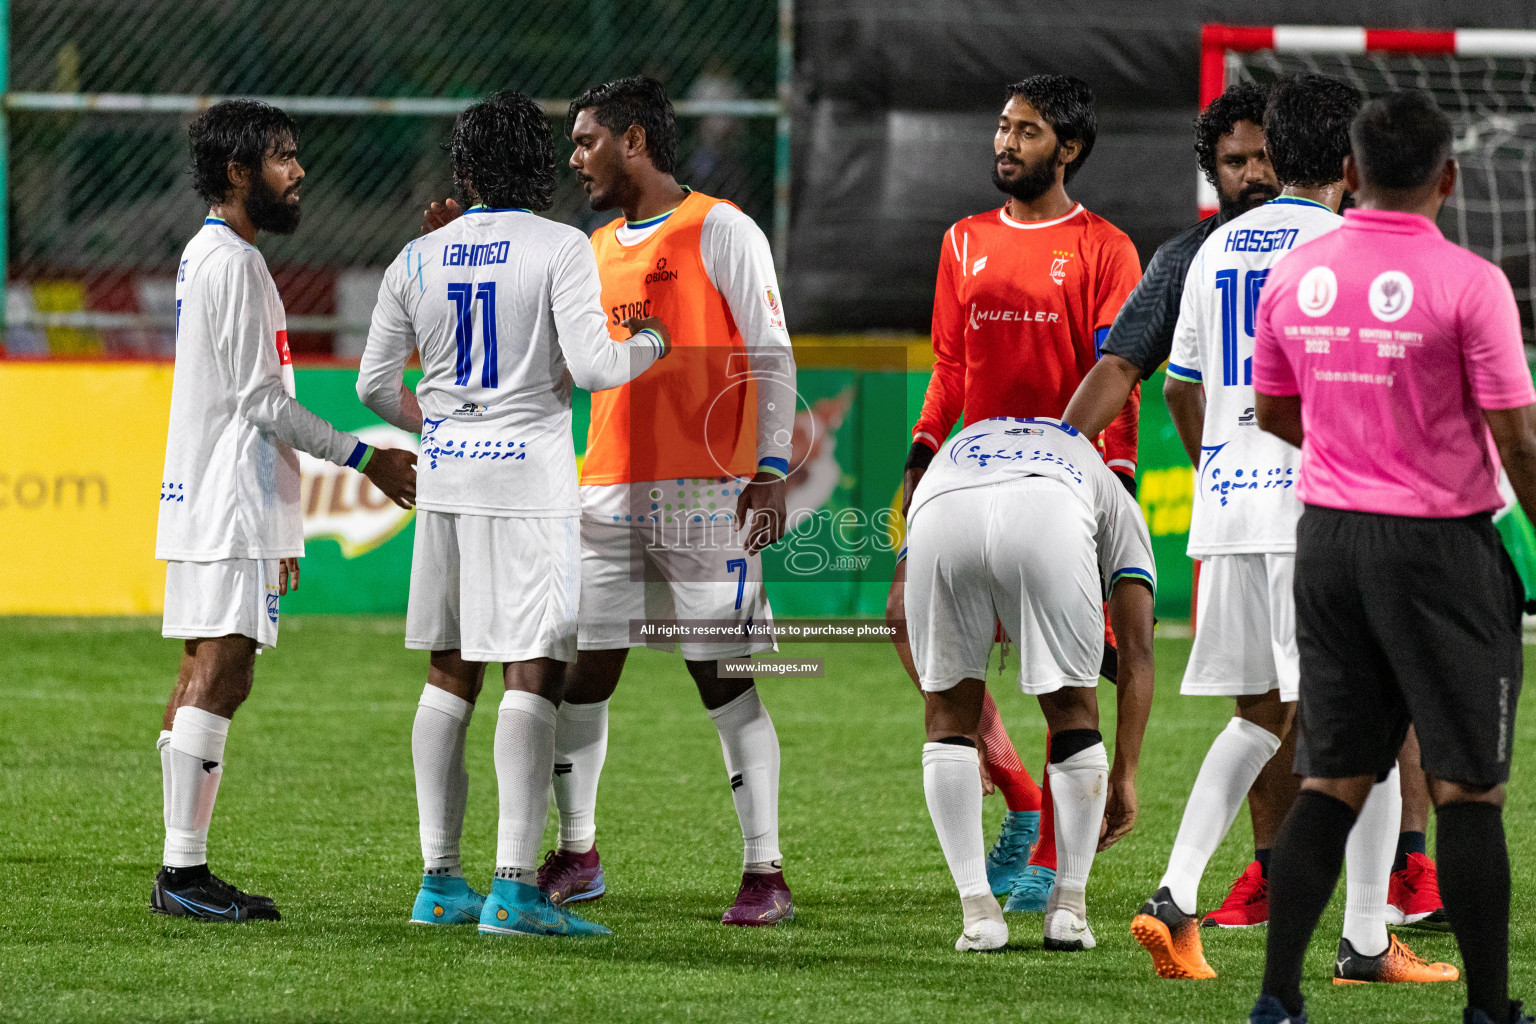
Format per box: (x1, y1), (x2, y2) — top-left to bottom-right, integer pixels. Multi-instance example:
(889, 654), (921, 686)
(581, 192), (756, 484)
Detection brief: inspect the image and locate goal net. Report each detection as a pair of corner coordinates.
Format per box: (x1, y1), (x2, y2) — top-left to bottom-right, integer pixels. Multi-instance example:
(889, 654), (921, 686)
(1202, 25), (1536, 345)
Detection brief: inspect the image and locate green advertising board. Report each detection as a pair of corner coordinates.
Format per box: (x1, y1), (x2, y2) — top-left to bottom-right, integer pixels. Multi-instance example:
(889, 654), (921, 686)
(285, 364), (1204, 620)
(288, 362), (1536, 623)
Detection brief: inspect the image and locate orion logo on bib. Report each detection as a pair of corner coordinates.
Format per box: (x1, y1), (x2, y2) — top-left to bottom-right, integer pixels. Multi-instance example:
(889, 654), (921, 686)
(646, 257), (679, 284)
(1369, 271), (1414, 322)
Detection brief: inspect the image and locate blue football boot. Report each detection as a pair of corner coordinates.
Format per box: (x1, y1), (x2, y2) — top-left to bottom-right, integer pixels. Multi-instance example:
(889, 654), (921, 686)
(478, 878), (612, 937)
(410, 874), (485, 925)
(1004, 864), (1056, 913)
(985, 810), (1040, 897)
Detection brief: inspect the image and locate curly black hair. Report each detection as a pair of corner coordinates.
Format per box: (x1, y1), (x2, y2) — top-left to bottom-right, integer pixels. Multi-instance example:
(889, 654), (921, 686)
(566, 76), (678, 175)
(1351, 90), (1453, 190)
(1004, 74), (1097, 183)
(448, 91), (557, 211)
(1194, 82), (1271, 189)
(1263, 74), (1361, 188)
(188, 100), (297, 205)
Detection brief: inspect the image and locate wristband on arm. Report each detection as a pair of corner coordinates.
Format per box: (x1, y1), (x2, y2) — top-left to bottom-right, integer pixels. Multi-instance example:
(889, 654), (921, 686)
(756, 456), (789, 480)
(636, 327), (669, 358)
(345, 442), (374, 472)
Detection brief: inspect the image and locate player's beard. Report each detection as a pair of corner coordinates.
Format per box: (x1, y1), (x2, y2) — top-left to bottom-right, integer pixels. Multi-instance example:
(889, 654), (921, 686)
(246, 175), (302, 235)
(1219, 180), (1280, 219)
(991, 148), (1058, 204)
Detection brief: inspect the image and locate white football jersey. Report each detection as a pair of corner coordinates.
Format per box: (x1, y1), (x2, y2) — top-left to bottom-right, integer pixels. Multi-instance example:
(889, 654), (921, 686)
(1168, 197), (1341, 555)
(908, 417), (1156, 598)
(358, 207), (663, 516)
(157, 218), (363, 561)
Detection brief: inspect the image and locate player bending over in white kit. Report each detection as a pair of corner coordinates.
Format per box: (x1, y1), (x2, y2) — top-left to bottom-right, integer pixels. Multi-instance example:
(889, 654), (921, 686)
(152, 100), (417, 921)
(358, 91), (670, 938)
(907, 416), (1155, 952)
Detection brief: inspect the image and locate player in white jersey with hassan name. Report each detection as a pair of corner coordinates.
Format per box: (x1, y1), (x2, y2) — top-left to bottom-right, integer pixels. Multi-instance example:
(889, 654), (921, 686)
(152, 100), (417, 922)
(906, 416), (1156, 954)
(1132, 74), (1455, 988)
(357, 91), (670, 938)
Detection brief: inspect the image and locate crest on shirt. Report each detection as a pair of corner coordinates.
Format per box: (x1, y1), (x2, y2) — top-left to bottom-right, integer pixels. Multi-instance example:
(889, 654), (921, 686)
(763, 285), (786, 329)
(1368, 270), (1414, 323)
(1298, 266), (1338, 318)
(1049, 250), (1074, 286)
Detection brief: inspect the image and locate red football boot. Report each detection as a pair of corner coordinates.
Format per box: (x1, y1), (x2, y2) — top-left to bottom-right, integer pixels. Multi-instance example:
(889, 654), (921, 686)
(1201, 860), (1268, 929)
(1387, 852), (1450, 931)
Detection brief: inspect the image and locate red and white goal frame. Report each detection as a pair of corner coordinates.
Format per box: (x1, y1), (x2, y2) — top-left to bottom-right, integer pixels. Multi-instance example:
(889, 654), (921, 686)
(1197, 24), (1536, 216)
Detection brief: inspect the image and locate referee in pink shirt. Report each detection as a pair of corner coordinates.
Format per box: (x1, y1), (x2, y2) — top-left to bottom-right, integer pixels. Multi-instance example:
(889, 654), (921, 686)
(1246, 91), (1536, 1024)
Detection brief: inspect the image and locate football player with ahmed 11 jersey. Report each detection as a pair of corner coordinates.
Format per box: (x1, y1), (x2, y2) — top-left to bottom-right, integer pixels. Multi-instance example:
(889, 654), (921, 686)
(152, 101), (417, 923)
(887, 74), (1144, 916)
(362, 92), (670, 939)
(1131, 74), (1454, 989)
(428, 76), (799, 925)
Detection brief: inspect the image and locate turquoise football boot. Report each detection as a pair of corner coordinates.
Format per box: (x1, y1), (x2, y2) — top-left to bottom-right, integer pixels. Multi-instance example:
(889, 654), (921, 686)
(1004, 864), (1056, 913)
(410, 874), (485, 925)
(984, 810), (1040, 897)
(478, 878), (612, 937)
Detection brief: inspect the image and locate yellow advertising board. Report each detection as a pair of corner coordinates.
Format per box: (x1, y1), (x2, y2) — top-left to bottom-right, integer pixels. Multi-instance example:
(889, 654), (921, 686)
(0, 364), (173, 614)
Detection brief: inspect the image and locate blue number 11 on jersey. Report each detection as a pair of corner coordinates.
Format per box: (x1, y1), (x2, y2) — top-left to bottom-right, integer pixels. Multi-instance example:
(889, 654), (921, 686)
(447, 281), (499, 388)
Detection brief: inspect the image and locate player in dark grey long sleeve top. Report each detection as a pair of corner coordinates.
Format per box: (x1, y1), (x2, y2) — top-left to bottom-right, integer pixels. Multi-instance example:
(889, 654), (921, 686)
(1063, 83), (1279, 435)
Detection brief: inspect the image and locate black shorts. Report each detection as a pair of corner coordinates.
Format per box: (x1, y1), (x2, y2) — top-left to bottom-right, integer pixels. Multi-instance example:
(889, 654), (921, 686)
(1293, 504), (1523, 787)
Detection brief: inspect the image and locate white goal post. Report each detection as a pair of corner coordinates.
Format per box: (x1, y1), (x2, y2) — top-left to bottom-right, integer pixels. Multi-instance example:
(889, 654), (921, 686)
(1200, 24), (1536, 343)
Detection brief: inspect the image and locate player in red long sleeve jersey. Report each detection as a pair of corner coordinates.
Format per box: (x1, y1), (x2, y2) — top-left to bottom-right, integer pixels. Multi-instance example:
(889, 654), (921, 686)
(887, 75), (1143, 914)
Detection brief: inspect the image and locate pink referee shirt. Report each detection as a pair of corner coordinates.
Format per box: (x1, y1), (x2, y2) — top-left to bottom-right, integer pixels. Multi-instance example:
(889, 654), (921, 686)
(1252, 208), (1536, 518)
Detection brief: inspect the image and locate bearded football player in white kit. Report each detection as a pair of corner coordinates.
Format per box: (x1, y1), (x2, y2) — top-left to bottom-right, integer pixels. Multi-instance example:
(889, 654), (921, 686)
(907, 417), (1156, 952)
(1131, 75), (1455, 987)
(152, 101), (417, 921)
(357, 91), (670, 938)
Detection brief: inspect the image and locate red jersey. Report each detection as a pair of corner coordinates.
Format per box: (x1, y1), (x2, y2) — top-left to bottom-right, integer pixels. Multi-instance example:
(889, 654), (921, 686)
(913, 202), (1143, 474)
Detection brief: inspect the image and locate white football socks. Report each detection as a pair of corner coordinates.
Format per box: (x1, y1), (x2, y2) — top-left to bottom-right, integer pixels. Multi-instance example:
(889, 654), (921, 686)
(1046, 741), (1111, 918)
(493, 689), (557, 883)
(163, 706), (230, 868)
(1160, 716), (1283, 915)
(709, 687), (782, 871)
(1342, 765), (1401, 957)
(157, 729), (173, 829)
(553, 698), (609, 855)
(412, 684), (473, 877)
(922, 742), (993, 907)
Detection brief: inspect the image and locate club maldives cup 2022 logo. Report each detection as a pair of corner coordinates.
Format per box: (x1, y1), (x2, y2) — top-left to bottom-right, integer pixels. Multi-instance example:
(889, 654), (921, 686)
(295, 423), (418, 557)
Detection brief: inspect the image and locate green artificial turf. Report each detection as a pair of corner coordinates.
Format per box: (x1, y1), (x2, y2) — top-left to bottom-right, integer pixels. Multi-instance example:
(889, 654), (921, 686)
(1, 617), (1530, 1023)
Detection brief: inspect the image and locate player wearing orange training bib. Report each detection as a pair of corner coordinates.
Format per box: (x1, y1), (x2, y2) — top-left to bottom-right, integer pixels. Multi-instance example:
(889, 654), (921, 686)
(556, 77), (796, 926)
(888, 75), (1143, 916)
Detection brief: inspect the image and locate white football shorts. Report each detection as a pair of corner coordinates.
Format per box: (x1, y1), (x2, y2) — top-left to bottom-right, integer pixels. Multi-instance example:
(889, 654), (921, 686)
(162, 558), (282, 650)
(577, 518), (774, 661)
(1181, 552), (1298, 701)
(406, 511), (580, 663)
(906, 476), (1102, 695)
